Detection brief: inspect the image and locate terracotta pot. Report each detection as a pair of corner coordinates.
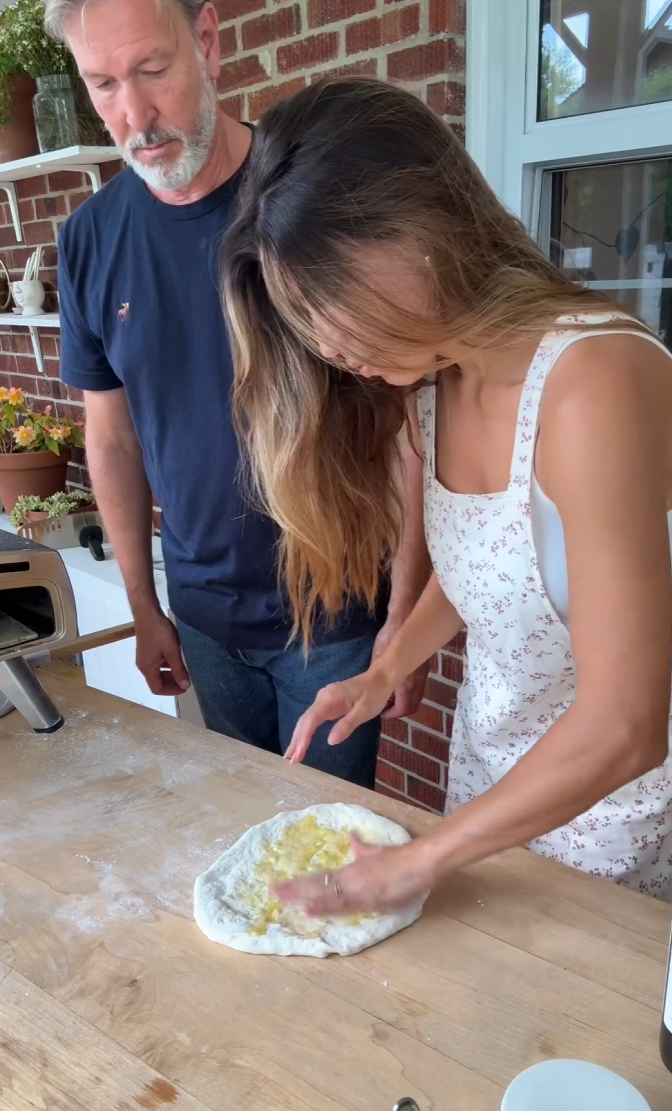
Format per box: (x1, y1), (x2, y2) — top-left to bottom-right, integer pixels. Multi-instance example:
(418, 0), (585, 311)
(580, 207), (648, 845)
(0, 75), (39, 163)
(0, 449), (71, 513)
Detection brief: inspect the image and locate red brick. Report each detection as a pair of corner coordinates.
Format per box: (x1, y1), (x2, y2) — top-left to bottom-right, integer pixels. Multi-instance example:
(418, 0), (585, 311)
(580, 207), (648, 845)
(45, 358), (61, 378)
(47, 171), (85, 193)
(429, 653), (440, 676)
(0, 203), (11, 226)
(17, 175), (48, 200)
(23, 221), (55, 246)
(18, 199), (35, 224)
(447, 630), (466, 653)
(426, 79), (465, 118)
(68, 191), (91, 214)
(221, 93), (244, 121)
(308, 0), (374, 28)
(37, 376), (66, 400)
(375, 782), (412, 806)
(8, 333), (32, 354)
(310, 59), (378, 81)
(242, 5), (301, 49)
(410, 726), (450, 763)
(0, 353), (17, 373)
(375, 760), (405, 792)
(9, 371), (39, 392)
(219, 25), (238, 57)
(40, 331), (58, 353)
(215, 0), (265, 18)
(0, 225), (19, 250)
(218, 54), (270, 93)
(440, 652), (463, 684)
(380, 738), (441, 784)
(429, 0), (465, 35)
(152, 508), (163, 533)
(35, 195), (67, 220)
(407, 776), (446, 813)
(100, 160), (123, 184)
(248, 78), (307, 119)
(387, 38), (464, 82)
(381, 717), (409, 743)
(425, 677), (458, 711)
(407, 700), (444, 733)
(346, 5), (419, 53)
(278, 32), (339, 74)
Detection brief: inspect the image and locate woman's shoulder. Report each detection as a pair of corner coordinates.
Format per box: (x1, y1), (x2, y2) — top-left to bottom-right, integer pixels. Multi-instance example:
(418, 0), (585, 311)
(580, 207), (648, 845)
(543, 329), (672, 421)
(537, 329), (672, 498)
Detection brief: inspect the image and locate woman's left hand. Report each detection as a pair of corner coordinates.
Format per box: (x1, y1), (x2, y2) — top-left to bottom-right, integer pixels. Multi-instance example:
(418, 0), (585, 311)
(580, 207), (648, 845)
(272, 834), (437, 917)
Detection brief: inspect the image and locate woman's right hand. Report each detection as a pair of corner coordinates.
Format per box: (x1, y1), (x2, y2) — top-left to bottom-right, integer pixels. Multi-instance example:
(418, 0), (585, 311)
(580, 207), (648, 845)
(285, 667), (396, 764)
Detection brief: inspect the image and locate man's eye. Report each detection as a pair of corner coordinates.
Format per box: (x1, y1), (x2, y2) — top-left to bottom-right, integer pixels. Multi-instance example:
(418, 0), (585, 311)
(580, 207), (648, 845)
(95, 79), (115, 91)
(144, 68), (169, 78)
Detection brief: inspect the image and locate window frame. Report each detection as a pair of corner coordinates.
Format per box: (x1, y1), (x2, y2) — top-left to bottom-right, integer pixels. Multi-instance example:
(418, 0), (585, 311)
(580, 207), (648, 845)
(466, 0), (672, 236)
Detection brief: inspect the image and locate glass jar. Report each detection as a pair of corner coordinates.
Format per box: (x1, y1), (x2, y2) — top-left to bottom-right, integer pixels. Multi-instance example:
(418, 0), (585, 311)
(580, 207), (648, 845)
(33, 74), (81, 153)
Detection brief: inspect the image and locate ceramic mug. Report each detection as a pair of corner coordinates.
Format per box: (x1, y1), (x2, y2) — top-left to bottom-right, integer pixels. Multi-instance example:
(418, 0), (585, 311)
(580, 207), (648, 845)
(12, 279), (45, 316)
(501, 1060), (652, 1111)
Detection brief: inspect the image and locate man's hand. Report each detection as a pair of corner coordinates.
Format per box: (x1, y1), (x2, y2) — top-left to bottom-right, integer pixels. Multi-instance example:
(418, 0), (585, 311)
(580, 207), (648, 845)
(135, 610), (191, 696)
(372, 617), (430, 720)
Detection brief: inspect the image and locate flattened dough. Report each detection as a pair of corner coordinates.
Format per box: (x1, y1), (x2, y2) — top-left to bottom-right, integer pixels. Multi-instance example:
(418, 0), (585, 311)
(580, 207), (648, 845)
(193, 803), (428, 958)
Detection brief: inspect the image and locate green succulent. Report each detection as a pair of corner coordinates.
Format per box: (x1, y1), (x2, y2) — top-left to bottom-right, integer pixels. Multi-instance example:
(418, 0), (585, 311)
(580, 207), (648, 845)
(10, 488), (94, 528)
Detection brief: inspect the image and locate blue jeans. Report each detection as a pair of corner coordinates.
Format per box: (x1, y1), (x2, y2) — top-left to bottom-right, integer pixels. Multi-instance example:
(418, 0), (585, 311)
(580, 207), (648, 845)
(176, 620), (380, 789)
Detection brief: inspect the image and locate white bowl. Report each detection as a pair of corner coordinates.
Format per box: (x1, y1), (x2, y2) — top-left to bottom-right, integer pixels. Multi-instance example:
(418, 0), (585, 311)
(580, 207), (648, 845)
(502, 1060), (651, 1111)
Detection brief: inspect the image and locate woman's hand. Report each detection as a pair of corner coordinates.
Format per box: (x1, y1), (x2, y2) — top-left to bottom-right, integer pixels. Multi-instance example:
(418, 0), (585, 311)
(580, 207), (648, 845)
(285, 667), (395, 764)
(272, 834), (437, 916)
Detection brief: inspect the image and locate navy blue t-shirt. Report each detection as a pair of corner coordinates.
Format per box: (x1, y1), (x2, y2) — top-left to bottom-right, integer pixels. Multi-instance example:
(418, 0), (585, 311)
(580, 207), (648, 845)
(58, 165), (386, 648)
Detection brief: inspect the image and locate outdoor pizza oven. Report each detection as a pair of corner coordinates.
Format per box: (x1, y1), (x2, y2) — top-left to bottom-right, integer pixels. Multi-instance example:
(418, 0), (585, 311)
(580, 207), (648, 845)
(0, 529), (78, 731)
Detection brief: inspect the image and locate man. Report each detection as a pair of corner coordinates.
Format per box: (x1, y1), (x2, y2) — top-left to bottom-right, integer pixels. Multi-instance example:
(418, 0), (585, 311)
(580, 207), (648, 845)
(46, 0), (430, 787)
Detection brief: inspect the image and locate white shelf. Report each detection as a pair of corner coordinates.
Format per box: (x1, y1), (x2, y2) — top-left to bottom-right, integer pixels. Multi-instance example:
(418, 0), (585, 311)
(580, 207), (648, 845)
(0, 145), (120, 244)
(0, 145), (119, 183)
(0, 313), (59, 328)
(0, 313), (61, 374)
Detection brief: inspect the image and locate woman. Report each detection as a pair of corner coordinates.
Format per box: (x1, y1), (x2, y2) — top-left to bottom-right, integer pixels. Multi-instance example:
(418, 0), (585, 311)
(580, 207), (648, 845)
(223, 77), (672, 912)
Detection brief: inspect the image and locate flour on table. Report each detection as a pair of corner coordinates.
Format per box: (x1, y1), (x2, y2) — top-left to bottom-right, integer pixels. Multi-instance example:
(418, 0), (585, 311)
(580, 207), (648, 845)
(193, 803), (428, 958)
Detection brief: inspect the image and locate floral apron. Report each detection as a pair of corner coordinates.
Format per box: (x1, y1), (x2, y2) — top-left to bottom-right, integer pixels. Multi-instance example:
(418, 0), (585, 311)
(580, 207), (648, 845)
(417, 314), (672, 898)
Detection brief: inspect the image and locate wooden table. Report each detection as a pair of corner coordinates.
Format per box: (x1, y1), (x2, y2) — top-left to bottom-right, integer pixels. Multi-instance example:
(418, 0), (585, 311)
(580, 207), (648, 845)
(0, 672), (670, 1111)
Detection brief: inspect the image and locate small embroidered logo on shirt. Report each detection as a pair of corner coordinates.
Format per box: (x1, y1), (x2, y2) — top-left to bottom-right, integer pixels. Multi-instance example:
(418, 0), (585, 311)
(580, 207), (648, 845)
(118, 302), (130, 322)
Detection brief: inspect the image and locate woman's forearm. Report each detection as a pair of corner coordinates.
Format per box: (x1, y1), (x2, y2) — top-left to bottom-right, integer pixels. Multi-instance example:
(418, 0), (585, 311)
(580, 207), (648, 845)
(422, 703), (665, 879)
(376, 572), (464, 686)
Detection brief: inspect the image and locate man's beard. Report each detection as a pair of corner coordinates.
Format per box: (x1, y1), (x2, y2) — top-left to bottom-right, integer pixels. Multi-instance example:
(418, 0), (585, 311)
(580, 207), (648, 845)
(120, 60), (218, 191)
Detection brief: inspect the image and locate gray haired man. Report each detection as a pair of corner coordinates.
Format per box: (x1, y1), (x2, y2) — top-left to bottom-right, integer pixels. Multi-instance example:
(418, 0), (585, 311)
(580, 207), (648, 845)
(46, 0), (430, 786)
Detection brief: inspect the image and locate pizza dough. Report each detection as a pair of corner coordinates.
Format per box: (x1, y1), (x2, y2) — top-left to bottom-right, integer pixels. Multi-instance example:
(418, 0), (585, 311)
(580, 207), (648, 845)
(193, 803), (428, 958)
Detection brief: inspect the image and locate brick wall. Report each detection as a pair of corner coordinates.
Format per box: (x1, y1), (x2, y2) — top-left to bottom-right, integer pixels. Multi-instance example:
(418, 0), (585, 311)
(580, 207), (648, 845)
(0, 0), (466, 812)
(214, 0), (465, 127)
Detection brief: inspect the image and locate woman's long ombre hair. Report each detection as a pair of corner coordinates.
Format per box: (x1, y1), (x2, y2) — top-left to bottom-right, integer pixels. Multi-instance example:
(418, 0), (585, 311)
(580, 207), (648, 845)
(223, 77), (631, 644)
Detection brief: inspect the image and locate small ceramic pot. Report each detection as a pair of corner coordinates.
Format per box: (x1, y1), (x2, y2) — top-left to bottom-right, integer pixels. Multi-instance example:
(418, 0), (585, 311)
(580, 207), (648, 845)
(13, 280), (45, 317)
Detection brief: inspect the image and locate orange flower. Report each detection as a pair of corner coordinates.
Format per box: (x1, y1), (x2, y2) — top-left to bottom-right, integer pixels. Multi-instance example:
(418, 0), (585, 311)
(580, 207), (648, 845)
(7, 387), (25, 407)
(49, 424), (71, 442)
(13, 425), (36, 447)
(0, 387), (8, 401)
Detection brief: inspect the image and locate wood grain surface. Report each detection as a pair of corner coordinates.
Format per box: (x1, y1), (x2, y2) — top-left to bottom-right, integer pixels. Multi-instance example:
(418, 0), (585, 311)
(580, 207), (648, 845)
(0, 671), (670, 1111)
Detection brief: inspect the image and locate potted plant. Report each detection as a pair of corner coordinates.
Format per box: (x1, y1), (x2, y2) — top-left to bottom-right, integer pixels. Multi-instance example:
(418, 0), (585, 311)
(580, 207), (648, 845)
(0, 0), (107, 155)
(0, 387), (84, 512)
(9, 487), (94, 528)
(0, 35), (39, 162)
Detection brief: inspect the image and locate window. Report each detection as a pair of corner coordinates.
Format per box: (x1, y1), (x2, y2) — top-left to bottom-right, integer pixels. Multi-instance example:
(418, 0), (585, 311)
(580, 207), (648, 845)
(539, 0), (672, 120)
(467, 0), (672, 350)
(542, 157), (672, 344)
